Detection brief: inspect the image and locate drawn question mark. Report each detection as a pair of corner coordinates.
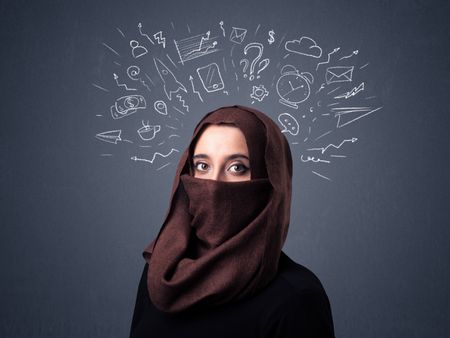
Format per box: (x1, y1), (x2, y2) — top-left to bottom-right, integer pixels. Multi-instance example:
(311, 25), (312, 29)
(240, 59), (249, 78)
(244, 43), (262, 81)
(242, 43), (270, 81)
(257, 58), (270, 78)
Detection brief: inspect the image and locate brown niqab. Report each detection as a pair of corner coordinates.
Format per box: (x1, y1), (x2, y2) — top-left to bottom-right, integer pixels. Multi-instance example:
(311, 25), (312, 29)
(143, 105), (293, 313)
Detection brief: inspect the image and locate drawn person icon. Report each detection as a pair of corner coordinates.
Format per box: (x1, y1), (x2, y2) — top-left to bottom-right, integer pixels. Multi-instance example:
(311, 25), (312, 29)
(130, 40), (148, 59)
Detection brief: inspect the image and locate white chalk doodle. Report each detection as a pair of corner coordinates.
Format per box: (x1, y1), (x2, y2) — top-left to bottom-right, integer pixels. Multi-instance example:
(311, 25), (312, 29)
(311, 170), (331, 181)
(327, 86), (341, 95)
(138, 23), (155, 44)
(254, 24), (261, 35)
(166, 54), (177, 68)
(93, 22), (382, 181)
(276, 65), (313, 109)
(222, 57), (227, 73)
(196, 63), (225, 93)
(126, 65), (151, 92)
(285, 36), (322, 58)
(315, 83), (326, 94)
(144, 73), (155, 87)
(116, 27), (125, 38)
(241, 42), (270, 81)
(315, 130), (333, 141)
(127, 66), (141, 80)
(110, 95), (146, 120)
(153, 31), (166, 48)
(92, 83), (109, 92)
(308, 137), (358, 154)
(332, 106), (382, 128)
(154, 100), (168, 115)
(316, 47), (340, 71)
(176, 94), (189, 112)
(137, 121), (161, 141)
(360, 62), (370, 69)
(278, 113), (300, 136)
(277, 33), (287, 48)
(219, 21), (226, 37)
(174, 31), (219, 65)
(102, 42), (120, 57)
(95, 130), (122, 144)
(131, 148), (180, 164)
(325, 66), (354, 84)
(334, 82), (365, 99)
(172, 106), (185, 116)
(113, 73), (137, 91)
(189, 75), (204, 102)
(300, 155), (331, 163)
(339, 50), (358, 61)
(129, 40), (148, 58)
(250, 84), (269, 102)
(268, 29), (275, 45)
(157, 162), (172, 171)
(153, 57), (187, 100)
(229, 27), (247, 44)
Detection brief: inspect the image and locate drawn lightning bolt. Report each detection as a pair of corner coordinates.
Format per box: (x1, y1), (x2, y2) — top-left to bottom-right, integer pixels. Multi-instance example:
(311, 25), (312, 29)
(153, 31), (166, 48)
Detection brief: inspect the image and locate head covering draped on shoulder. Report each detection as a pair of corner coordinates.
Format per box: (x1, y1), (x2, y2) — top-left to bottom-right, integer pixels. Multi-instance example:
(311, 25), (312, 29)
(143, 105), (293, 313)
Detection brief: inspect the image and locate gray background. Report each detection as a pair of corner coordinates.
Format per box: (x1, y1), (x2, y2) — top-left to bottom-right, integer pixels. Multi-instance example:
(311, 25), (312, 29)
(1, 0), (449, 337)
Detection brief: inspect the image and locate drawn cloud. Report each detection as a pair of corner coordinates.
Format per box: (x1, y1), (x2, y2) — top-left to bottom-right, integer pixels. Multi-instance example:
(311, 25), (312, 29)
(285, 36), (322, 58)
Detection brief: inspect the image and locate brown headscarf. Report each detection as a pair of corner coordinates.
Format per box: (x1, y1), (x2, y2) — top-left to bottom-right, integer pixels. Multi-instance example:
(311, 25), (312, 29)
(143, 105), (293, 313)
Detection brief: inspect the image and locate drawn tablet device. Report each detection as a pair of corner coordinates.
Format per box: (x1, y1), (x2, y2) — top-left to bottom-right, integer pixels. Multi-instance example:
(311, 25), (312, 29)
(196, 63), (224, 93)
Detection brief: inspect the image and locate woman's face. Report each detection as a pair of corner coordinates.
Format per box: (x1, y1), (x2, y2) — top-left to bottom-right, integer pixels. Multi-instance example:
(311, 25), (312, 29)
(192, 125), (251, 182)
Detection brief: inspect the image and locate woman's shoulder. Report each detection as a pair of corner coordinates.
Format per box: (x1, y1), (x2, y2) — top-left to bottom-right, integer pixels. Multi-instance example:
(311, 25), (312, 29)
(276, 251), (329, 299)
(256, 251), (335, 337)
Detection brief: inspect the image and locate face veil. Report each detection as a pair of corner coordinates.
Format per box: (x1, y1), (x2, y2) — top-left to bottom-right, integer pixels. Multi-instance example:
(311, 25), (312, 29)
(143, 105), (293, 313)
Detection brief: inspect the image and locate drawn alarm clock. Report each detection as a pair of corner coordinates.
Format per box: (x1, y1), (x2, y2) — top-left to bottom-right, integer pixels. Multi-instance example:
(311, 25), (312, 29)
(276, 65), (314, 109)
(110, 95), (147, 120)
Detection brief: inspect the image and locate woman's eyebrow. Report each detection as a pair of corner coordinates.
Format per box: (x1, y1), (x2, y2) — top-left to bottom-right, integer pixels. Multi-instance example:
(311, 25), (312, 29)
(192, 154), (209, 159)
(227, 154), (249, 161)
(192, 153), (249, 160)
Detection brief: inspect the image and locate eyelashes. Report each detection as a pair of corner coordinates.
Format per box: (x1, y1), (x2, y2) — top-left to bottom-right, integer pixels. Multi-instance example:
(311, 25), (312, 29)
(193, 161), (250, 175)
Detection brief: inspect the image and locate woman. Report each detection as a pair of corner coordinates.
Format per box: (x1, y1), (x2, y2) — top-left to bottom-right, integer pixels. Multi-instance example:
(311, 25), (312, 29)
(130, 105), (335, 338)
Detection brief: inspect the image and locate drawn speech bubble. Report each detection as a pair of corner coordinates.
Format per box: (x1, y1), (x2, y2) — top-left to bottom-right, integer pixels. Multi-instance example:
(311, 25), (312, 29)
(278, 113), (300, 136)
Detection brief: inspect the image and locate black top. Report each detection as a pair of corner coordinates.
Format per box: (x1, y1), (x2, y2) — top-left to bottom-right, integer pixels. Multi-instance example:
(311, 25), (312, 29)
(129, 251), (335, 338)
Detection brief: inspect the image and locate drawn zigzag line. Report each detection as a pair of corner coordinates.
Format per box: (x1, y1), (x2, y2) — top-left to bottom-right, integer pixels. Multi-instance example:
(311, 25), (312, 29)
(176, 94), (189, 112)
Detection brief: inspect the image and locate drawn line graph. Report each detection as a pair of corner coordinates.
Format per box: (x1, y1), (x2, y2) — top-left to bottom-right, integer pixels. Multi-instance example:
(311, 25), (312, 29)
(308, 138), (358, 154)
(130, 148), (180, 164)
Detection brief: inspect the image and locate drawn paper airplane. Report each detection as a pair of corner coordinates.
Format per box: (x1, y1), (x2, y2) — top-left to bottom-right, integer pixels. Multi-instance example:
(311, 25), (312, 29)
(95, 130), (122, 144)
(154, 57), (187, 101)
(332, 106), (382, 128)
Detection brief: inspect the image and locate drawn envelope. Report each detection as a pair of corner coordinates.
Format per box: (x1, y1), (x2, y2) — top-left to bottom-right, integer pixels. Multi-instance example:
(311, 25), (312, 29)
(197, 63), (224, 93)
(229, 27), (247, 44)
(325, 66), (354, 84)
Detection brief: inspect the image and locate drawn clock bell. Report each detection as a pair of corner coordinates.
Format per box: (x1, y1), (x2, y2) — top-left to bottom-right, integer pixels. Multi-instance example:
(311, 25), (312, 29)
(276, 65), (314, 109)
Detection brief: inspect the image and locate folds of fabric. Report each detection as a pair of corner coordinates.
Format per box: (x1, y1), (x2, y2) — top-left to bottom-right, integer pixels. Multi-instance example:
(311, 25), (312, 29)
(143, 105), (293, 313)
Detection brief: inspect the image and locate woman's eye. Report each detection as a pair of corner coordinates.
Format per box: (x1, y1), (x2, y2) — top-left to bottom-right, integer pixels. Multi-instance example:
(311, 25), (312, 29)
(194, 162), (209, 172)
(229, 163), (249, 174)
